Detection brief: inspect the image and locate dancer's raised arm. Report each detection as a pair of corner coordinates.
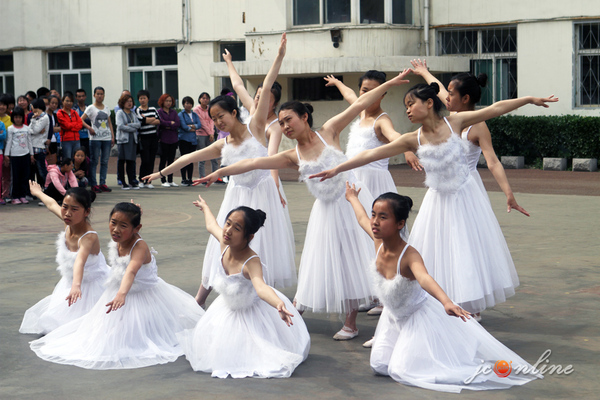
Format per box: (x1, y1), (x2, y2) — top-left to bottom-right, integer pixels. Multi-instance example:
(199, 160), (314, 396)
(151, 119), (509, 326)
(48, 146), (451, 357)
(248, 33), (287, 139)
(193, 195), (223, 241)
(223, 50), (255, 113)
(410, 59), (449, 107)
(324, 75), (358, 104)
(345, 182), (373, 240)
(320, 69), (411, 139)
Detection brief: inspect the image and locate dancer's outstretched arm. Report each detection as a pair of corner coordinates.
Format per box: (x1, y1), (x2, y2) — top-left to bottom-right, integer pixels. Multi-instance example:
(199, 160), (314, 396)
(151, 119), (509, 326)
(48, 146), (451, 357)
(29, 180), (62, 219)
(246, 258), (294, 326)
(143, 139), (225, 183)
(324, 75), (358, 104)
(223, 50), (255, 113)
(451, 95), (558, 133)
(195, 149), (297, 187)
(310, 131), (418, 182)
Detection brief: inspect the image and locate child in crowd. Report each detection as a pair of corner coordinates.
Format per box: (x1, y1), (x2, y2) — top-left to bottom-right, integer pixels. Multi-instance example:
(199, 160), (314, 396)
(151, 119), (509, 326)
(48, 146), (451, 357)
(4, 106), (33, 204)
(177, 196), (309, 378)
(0, 94), (13, 203)
(29, 98), (50, 185)
(44, 158), (78, 204)
(30, 203), (204, 369)
(20, 182), (109, 335)
(72, 148), (90, 188)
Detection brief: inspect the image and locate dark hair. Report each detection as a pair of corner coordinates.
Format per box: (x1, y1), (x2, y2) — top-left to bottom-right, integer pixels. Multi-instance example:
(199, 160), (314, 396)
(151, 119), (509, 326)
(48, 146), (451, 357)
(278, 101), (314, 128)
(118, 93), (133, 109)
(0, 94), (13, 106)
(64, 187), (95, 211)
(93, 86), (105, 95)
(373, 192), (413, 223)
(76, 88), (86, 95)
(225, 206), (266, 242)
(74, 146), (87, 156)
(198, 92), (210, 102)
(26, 91), (37, 100)
(182, 96), (194, 106)
(220, 87), (233, 96)
(110, 202), (142, 227)
(31, 98), (46, 110)
(450, 72), (488, 106)
(36, 87), (50, 98)
(59, 157), (73, 167)
(137, 89), (150, 100)
(17, 95), (30, 105)
(10, 106), (25, 123)
(404, 83), (445, 116)
(62, 92), (75, 103)
(256, 81), (282, 111)
(358, 70), (387, 89)
(48, 94), (60, 106)
(208, 95), (243, 123)
(157, 93), (174, 108)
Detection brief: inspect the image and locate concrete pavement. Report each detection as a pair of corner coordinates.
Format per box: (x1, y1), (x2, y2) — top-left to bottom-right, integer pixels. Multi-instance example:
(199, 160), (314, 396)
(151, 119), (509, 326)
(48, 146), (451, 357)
(1, 175), (598, 399)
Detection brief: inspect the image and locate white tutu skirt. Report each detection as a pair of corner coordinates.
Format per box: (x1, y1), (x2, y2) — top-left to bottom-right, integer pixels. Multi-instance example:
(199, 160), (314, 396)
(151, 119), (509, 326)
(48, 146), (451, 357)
(409, 175), (519, 313)
(294, 190), (375, 314)
(178, 289), (310, 378)
(30, 278), (204, 369)
(20, 275), (106, 335)
(202, 177), (296, 289)
(354, 166), (397, 197)
(371, 296), (542, 393)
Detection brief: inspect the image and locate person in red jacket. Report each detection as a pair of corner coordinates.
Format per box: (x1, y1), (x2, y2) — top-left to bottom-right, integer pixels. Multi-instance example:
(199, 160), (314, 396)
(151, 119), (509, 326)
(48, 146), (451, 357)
(56, 93), (83, 160)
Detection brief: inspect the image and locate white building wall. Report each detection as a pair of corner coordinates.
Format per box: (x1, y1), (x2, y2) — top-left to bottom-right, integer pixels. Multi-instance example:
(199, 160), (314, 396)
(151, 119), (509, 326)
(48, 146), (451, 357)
(90, 47), (127, 108)
(13, 51), (45, 96)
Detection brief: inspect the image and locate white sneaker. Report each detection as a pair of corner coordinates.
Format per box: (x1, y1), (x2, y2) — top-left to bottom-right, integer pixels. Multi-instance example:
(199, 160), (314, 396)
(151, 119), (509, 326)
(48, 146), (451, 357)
(138, 182), (145, 188)
(145, 184), (155, 189)
(161, 182), (171, 187)
(170, 182), (178, 187)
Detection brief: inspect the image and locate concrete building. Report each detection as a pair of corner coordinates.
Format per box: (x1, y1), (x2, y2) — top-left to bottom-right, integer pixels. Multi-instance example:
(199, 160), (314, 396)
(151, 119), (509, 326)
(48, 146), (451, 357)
(1, 0), (599, 160)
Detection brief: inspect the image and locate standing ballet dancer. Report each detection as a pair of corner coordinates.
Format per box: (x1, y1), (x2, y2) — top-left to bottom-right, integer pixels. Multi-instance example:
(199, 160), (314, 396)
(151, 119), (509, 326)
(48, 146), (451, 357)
(310, 80), (557, 316)
(198, 70), (412, 340)
(410, 59), (529, 215)
(345, 184), (541, 392)
(143, 33), (296, 305)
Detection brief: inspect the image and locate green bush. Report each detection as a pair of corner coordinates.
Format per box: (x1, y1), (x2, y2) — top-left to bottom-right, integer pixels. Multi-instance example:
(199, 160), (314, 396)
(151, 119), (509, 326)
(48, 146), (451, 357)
(487, 115), (600, 164)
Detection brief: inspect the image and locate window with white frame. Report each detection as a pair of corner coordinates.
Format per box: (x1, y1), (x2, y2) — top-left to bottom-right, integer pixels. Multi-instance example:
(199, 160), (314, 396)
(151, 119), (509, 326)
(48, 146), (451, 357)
(438, 27), (517, 106)
(293, 0), (411, 26)
(0, 53), (14, 94)
(48, 50), (92, 97)
(128, 46), (179, 108)
(575, 22), (600, 106)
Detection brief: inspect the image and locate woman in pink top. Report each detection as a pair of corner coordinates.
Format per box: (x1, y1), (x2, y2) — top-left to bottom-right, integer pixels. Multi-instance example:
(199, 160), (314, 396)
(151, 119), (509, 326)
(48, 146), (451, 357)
(193, 92), (220, 178)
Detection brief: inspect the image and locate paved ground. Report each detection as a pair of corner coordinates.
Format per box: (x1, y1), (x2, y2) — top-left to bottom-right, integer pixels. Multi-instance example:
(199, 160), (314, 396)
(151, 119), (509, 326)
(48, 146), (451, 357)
(1, 164), (599, 400)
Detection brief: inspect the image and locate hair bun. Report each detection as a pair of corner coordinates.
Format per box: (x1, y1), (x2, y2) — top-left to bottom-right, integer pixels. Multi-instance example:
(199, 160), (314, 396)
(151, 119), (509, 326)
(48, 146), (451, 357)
(477, 73), (488, 88)
(429, 82), (440, 94)
(303, 103), (314, 114)
(89, 190), (97, 203)
(256, 209), (267, 227)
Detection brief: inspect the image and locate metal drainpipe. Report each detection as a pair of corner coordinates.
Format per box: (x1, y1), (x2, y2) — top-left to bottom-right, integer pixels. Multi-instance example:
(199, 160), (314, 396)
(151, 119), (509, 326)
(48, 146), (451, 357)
(424, 0), (430, 56)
